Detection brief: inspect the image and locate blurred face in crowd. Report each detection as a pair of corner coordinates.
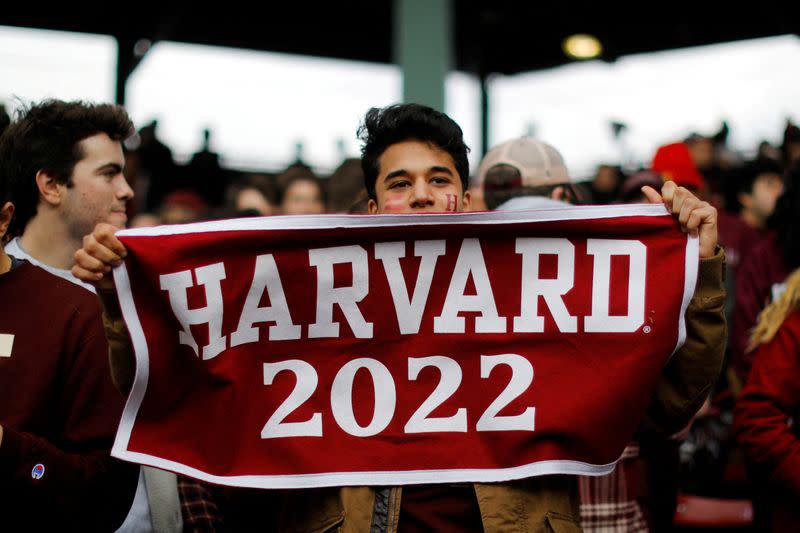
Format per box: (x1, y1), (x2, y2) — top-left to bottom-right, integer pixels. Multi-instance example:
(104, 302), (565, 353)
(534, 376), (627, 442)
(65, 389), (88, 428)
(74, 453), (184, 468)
(236, 187), (273, 216)
(368, 140), (470, 214)
(61, 133), (133, 239)
(741, 172), (783, 225)
(159, 194), (206, 225)
(688, 137), (715, 171)
(787, 142), (800, 166)
(129, 212), (161, 228)
(282, 179), (324, 215)
(592, 165), (619, 194)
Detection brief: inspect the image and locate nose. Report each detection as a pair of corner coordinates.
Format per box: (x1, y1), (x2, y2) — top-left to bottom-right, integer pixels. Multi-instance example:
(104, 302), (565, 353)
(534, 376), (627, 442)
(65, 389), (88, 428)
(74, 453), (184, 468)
(409, 179), (434, 208)
(116, 176), (135, 201)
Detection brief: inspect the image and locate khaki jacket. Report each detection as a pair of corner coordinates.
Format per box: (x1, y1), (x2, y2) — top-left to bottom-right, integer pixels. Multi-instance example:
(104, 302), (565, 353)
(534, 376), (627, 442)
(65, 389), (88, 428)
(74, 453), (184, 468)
(98, 250), (726, 533)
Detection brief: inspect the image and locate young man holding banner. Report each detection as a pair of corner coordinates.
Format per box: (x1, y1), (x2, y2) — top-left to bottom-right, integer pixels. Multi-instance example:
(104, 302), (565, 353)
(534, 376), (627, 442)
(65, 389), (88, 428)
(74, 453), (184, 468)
(0, 113), (138, 530)
(74, 103), (725, 532)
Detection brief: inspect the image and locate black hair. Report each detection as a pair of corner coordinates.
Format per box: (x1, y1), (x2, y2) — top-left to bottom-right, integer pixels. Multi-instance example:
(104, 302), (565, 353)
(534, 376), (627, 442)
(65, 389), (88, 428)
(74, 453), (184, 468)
(224, 174), (277, 209)
(0, 162), (8, 244)
(0, 105), (10, 138)
(782, 122), (800, 167)
(727, 158), (783, 213)
(0, 99), (133, 237)
(0, 158), (7, 207)
(738, 158), (783, 194)
(358, 103), (469, 200)
(768, 161), (800, 269)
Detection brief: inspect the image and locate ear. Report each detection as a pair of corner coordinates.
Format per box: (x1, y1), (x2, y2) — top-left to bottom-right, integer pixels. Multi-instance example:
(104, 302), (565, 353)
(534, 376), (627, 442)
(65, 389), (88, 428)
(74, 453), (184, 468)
(0, 202), (14, 238)
(35, 170), (64, 207)
(461, 189), (472, 211)
(367, 198), (379, 214)
(737, 191), (752, 209)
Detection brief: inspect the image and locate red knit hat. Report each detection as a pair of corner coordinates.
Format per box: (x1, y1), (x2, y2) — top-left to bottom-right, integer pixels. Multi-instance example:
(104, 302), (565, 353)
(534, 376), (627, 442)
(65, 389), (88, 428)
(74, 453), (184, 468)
(651, 142), (705, 190)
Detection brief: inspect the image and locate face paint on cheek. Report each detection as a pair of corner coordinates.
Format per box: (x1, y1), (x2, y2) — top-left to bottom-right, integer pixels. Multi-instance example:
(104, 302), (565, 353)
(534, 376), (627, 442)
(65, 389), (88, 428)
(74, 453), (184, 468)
(446, 194), (457, 212)
(381, 197), (409, 213)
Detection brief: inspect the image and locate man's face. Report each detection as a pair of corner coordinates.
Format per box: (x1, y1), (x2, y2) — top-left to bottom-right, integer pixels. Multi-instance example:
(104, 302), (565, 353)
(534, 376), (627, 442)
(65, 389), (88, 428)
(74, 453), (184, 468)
(368, 140), (470, 214)
(61, 133), (133, 239)
(745, 172), (783, 222)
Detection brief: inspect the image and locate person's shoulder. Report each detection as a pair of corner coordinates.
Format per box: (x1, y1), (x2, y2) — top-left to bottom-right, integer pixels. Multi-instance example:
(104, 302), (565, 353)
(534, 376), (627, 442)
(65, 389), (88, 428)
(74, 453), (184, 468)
(716, 210), (736, 223)
(782, 310), (800, 333)
(757, 310), (800, 360)
(15, 261), (99, 309)
(749, 232), (779, 254)
(717, 210), (746, 230)
(739, 233), (781, 270)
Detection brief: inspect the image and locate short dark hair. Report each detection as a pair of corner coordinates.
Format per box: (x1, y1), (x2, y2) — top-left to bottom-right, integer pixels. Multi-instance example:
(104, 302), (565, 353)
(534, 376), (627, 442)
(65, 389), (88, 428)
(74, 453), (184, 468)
(0, 154), (8, 207)
(358, 103), (469, 200)
(737, 158), (783, 195)
(224, 174), (277, 209)
(0, 105), (10, 138)
(769, 161), (800, 269)
(0, 168), (8, 245)
(0, 99), (133, 237)
(727, 158), (783, 212)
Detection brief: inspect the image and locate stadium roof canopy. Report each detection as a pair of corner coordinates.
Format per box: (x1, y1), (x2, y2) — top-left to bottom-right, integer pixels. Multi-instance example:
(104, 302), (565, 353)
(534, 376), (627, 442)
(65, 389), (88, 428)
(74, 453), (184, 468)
(2, 2), (796, 86)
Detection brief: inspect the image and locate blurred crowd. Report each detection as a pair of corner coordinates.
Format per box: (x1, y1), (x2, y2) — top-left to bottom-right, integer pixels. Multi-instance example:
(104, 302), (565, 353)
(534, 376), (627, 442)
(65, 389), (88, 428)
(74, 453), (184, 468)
(111, 115), (800, 225)
(1, 96), (800, 532)
(102, 112), (800, 531)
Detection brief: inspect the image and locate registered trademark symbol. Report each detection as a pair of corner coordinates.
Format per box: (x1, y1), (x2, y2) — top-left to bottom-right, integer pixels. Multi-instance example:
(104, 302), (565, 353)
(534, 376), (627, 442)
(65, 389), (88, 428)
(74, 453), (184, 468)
(643, 326), (652, 334)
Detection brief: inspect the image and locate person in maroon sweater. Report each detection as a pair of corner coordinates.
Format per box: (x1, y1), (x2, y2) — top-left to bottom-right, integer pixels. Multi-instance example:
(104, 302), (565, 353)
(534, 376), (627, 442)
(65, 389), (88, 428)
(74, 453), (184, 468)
(731, 161), (800, 384)
(734, 267), (800, 531)
(0, 172), (137, 529)
(717, 158), (783, 279)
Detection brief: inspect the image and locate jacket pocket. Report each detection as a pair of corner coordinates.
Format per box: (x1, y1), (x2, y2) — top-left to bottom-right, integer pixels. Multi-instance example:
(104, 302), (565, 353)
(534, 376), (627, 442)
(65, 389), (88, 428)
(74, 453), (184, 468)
(545, 511), (583, 533)
(279, 488), (345, 533)
(309, 512), (345, 533)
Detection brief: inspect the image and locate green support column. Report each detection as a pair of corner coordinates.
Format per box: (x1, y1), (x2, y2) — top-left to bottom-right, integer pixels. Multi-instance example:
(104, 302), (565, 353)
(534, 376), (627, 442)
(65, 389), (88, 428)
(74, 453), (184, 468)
(394, 0), (452, 111)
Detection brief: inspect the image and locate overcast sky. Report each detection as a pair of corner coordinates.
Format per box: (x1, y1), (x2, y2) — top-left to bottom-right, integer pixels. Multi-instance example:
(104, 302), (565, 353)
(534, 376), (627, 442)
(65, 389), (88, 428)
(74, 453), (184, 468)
(1, 25), (798, 179)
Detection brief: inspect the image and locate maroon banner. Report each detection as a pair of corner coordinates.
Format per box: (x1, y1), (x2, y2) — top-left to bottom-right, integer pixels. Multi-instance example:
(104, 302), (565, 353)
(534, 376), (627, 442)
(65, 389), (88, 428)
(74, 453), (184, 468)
(111, 205), (697, 488)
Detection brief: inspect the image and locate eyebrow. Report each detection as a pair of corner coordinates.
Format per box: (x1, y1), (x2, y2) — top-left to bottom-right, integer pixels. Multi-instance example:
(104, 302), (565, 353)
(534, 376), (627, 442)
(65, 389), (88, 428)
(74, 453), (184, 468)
(95, 162), (124, 174)
(430, 166), (454, 176)
(383, 166), (454, 182)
